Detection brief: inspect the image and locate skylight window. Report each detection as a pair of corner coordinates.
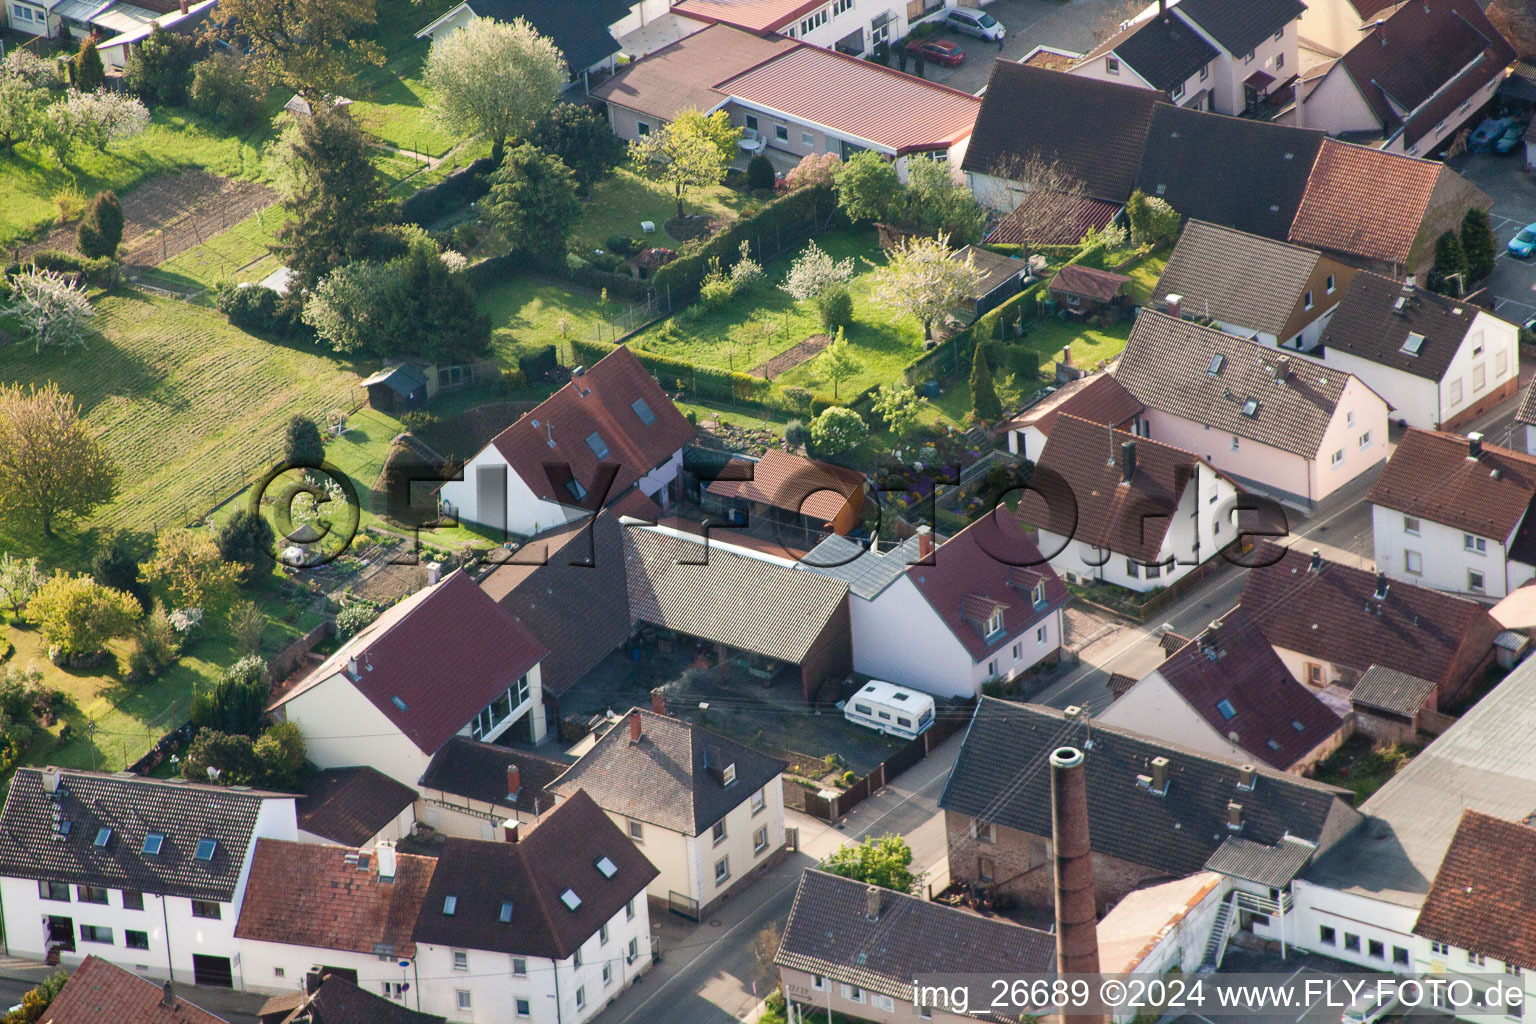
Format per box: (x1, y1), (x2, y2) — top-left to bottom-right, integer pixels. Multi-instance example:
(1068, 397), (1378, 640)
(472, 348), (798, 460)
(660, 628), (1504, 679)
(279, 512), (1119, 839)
(1267, 739), (1282, 751)
(560, 888), (582, 911)
(142, 833), (164, 856)
(93, 827), (112, 848)
(443, 895), (458, 916)
(499, 900), (514, 923)
(566, 478), (587, 501)
(631, 398), (656, 425)
(585, 432), (610, 459)
(195, 839), (218, 861)
(1241, 398), (1259, 418)
(1292, 720), (1306, 732)
(55, 820), (72, 837)
(391, 696), (409, 712)
(595, 856), (618, 879)
(1402, 332), (1426, 356)
(1207, 354), (1225, 376)
(1215, 699), (1237, 720)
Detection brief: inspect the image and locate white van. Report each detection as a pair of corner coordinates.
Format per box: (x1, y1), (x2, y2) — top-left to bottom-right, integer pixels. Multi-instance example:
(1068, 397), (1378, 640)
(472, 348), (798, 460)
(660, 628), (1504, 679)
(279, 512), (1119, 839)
(844, 680), (936, 740)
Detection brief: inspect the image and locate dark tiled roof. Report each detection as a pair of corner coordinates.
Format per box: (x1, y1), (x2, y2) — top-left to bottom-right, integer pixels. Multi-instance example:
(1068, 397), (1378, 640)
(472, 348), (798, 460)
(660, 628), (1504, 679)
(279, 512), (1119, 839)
(1413, 810), (1536, 970)
(549, 710), (786, 835)
(957, 245), (1029, 299)
(1518, 380), (1536, 426)
(458, 0), (629, 72)
(1337, 0), (1514, 147)
(487, 346), (695, 507)
(285, 975), (445, 1024)
(298, 767), (417, 847)
(1173, 0), (1306, 56)
(418, 737), (568, 816)
(905, 513), (1070, 661)
(1136, 104), (1324, 241)
(1117, 310), (1358, 458)
(483, 509), (633, 697)
(706, 448), (866, 523)
(273, 571), (547, 755)
(44, 957), (228, 1024)
(802, 533), (925, 601)
(1203, 835), (1316, 888)
(1367, 428), (1536, 540)
(1289, 140), (1449, 265)
(1017, 413), (1211, 563)
(0, 769), (275, 902)
(234, 840), (436, 959)
(962, 63), (1162, 203)
(411, 791), (657, 958)
(938, 698), (1351, 879)
(1049, 263), (1131, 303)
(1351, 665), (1439, 717)
(985, 190), (1121, 247)
(623, 525), (848, 664)
(1320, 272), (1489, 382)
(1151, 606), (1343, 770)
(1003, 373), (1144, 437)
(1086, 10), (1218, 92)
(776, 869), (1055, 1004)
(1155, 220), (1325, 339)
(1240, 543), (1504, 692)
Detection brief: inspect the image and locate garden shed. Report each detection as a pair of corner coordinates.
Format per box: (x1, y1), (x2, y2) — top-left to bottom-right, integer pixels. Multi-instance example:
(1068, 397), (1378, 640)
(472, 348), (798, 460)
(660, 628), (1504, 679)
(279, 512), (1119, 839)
(361, 363), (431, 413)
(954, 245), (1028, 322)
(1047, 263), (1132, 316)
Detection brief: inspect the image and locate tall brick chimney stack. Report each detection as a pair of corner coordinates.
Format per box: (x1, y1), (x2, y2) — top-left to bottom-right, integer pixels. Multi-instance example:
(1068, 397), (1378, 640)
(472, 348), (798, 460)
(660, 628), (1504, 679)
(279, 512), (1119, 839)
(1051, 745), (1108, 1024)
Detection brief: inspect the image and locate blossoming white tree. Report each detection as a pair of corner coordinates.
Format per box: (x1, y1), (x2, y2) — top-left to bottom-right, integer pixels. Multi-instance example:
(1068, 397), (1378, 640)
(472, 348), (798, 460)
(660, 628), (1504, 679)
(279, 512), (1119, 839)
(779, 240), (855, 301)
(870, 235), (983, 340)
(6, 268), (96, 352)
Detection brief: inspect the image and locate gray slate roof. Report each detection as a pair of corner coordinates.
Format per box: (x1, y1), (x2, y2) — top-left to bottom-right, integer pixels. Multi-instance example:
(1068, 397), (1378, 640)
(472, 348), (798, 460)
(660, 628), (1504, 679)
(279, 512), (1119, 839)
(777, 870), (1054, 1010)
(548, 710), (786, 836)
(1116, 310), (1358, 458)
(623, 525), (848, 664)
(1204, 835), (1317, 888)
(940, 699), (1355, 881)
(1351, 665), (1439, 717)
(0, 769), (280, 902)
(1304, 654), (1536, 907)
(1092, 9), (1219, 93)
(1174, 0), (1306, 56)
(1319, 272), (1485, 382)
(418, 737), (570, 817)
(1155, 220), (1324, 339)
(803, 534), (925, 600)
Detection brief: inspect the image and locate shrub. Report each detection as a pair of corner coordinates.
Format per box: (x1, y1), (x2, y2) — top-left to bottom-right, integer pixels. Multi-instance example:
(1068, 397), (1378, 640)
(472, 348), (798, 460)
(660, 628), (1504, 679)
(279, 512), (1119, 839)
(500, 366), (528, 392)
(700, 273), (735, 311)
(746, 154), (776, 192)
(215, 509), (276, 583)
(127, 603), (180, 684)
(784, 419), (811, 449)
(336, 601), (380, 638)
(284, 415), (326, 469)
(606, 234), (642, 257)
(399, 409), (438, 433)
(254, 720), (306, 788)
(124, 23), (195, 105)
(182, 729), (260, 785)
(810, 406), (867, 455)
(780, 385), (812, 415)
(189, 54), (262, 128)
(784, 152), (841, 192)
(189, 655), (269, 737)
(52, 186), (86, 224)
(815, 285), (853, 331)
(76, 191), (123, 260)
(217, 284), (280, 334)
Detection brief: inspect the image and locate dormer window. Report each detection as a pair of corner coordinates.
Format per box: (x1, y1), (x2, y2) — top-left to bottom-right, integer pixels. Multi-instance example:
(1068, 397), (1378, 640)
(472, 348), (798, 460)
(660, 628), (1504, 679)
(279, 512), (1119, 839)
(722, 763), (737, 786)
(987, 608), (1004, 636)
(1032, 581), (1046, 606)
(560, 888), (582, 911)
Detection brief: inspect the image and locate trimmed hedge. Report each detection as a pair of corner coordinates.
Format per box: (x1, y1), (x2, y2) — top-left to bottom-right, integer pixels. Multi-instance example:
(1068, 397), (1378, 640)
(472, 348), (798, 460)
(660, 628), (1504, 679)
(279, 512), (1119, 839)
(401, 157), (495, 226)
(5, 249), (114, 285)
(518, 345), (557, 381)
(651, 185), (838, 303)
(901, 279), (1047, 386)
(570, 265), (646, 301)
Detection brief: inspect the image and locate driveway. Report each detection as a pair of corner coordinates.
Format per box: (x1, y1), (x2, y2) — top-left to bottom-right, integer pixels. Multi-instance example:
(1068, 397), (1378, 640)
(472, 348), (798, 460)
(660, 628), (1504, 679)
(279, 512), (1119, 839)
(1448, 152), (1536, 324)
(910, 0), (1128, 94)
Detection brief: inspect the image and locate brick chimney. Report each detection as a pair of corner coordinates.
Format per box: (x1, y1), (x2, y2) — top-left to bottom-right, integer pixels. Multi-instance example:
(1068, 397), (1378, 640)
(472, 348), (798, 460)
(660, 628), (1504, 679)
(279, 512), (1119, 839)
(160, 981), (176, 1010)
(865, 885), (881, 921)
(1227, 801), (1244, 831)
(507, 764), (521, 799)
(1119, 441), (1136, 484)
(1049, 746), (1107, 1024)
(629, 712), (642, 744)
(1163, 293), (1182, 318)
(917, 525), (933, 560)
(651, 690), (667, 716)
(1061, 344), (1072, 367)
(304, 967), (325, 996)
(1237, 764), (1256, 792)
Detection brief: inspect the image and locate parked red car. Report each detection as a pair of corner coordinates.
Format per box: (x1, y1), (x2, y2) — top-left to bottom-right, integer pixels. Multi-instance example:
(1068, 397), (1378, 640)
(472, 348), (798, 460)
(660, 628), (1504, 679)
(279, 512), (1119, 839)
(906, 38), (965, 66)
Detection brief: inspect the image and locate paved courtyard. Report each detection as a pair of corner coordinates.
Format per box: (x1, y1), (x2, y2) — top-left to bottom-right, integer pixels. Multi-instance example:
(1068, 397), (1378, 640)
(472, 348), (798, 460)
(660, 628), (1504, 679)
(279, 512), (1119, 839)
(1449, 152), (1536, 325)
(910, 0), (1128, 94)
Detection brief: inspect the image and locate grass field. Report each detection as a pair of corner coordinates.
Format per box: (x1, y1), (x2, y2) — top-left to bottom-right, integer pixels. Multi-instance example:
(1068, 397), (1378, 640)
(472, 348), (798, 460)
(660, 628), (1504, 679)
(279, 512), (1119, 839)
(350, 41), (459, 159)
(141, 208), (285, 293)
(0, 292), (362, 559)
(571, 168), (756, 251)
(480, 276), (615, 363)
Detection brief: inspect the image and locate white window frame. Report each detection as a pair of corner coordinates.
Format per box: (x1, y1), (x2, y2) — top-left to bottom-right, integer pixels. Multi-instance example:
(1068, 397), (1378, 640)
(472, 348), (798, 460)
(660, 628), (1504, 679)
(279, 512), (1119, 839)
(457, 990), (472, 1011)
(1404, 550), (1423, 576)
(1107, 56), (1120, 74)
(1404, 515), (1420, 535)
(715, 856), (730, 884)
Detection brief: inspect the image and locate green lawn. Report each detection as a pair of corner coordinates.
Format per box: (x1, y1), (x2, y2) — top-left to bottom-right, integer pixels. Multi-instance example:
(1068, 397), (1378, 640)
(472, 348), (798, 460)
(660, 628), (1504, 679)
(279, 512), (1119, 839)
(141, 207), (285, 293)
(571, 168), (756, 251)
(480, 276), (615, 363)
(350, 42), (459, 158)
(0, 291), (362, 558)
(628, 225), (922, 400)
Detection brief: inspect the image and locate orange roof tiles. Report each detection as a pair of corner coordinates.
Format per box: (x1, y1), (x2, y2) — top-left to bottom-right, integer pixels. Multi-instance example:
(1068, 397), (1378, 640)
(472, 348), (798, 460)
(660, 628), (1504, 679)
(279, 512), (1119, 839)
(43, 956), (227, 1024)
(1289, 139), (1443, 265)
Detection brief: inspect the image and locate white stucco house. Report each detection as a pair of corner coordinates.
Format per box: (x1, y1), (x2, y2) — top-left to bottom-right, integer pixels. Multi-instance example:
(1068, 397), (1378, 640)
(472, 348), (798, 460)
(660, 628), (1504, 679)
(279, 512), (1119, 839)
(0, 767), (298, 988)
(268, 569), (550, 788)
(803, 513), (1072, 698)
(548, 711), (786, 918)
(1002, 372), (1144, 462)
(1016, 412), (1241, 594)
(672, 0), (949, 56)
(1369, 430), (1536, 600)
(437, 346), (694, 538)
(1115, 310), (1390, 506)
(1316, 273), (1521, 432)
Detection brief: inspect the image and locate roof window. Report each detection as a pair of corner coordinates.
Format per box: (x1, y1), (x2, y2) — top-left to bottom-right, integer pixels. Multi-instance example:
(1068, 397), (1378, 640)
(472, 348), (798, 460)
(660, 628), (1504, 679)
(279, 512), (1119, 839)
(1241, 398), (1259, 417)
(1402, 332), (1426, 356)
(632, 398), (656, 425)
(1207, 354), (1225, 376)
(585, 432), (610, 459)
(391, 696), (408, 712)
(195, 839), (218, 861)
(595, 856), (618, 879)
(443, 895), (458, 916)
(1215, 699), (1237, 720)
(499, 900), (514, 923)
(142, 833), (165, 856)
(93, 827), (112, 848)
(560, 888), (582, 911)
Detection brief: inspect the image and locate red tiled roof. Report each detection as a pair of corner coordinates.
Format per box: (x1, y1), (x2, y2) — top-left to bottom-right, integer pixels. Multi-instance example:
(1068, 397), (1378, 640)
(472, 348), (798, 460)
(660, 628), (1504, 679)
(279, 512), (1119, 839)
(904, 511), (1070, 661)
(235, 840), (437, 958)
(1289, 140), (1444, 265)
(716, 45), (980, 154)
(1048, 263), (1132, 303)
(1414, 810), (1536, 969)
(273, 571), (548, 754)
(590, 24), (796, 123)
(1240, 543), (1504, 698)
(1017, 413), (1215, 563)
(1004, 373), (1144, 436)
(489, 346), (695, 506)
(673, 0), (822, 33)
(986, 190), (1121, 246)
(1151, 606), (1343, 770)
(1367, 428), (1536, 542)
(706, 448), (866, 523)
(42, 956), (228, 1024)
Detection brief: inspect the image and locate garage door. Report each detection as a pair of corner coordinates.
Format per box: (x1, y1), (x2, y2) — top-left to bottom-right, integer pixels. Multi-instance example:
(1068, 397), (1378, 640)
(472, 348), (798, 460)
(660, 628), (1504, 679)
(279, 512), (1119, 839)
(192, 954), (233, 988)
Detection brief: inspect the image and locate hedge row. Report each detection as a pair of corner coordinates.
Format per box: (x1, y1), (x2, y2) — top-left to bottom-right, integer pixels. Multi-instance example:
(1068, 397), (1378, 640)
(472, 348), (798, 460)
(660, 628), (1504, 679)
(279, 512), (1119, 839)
(651, 185), (838, 302)
(401, 157), (495, 226)
(902, 279), (1048, 386)
(4, 249), (115, 282)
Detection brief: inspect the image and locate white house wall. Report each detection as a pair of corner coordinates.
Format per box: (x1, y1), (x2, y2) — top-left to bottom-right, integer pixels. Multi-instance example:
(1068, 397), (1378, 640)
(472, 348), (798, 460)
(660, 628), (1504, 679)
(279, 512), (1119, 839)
(847, 576), (975, 696)
(1098, 670), (1248, 762)
(236, 938), (421, 1000)
(1372, 503), (1514, 599)
(438, 445), (577, 539)
(1281, 880), (1421, 972)
(1299, 65), (1381, 138)
(1306, 376), (1389, 501)
(969, 607), (1062, 688)
(1319, 350), (1442, 430)
(279, 675), (433, 788)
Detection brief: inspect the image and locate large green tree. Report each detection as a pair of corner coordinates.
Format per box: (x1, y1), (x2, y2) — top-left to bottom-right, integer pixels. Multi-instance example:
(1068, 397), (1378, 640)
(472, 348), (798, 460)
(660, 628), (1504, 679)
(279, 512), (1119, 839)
(28, 573), (141, 660)
(273, 107), (395, 290)
(71, 37), (104, 92)
(125, 23), (197, 105)
(970, 343), (1002, 422)
(834, 149), (902, 224)
(821, 834), (920, 894)
(205, 0), (382, 99)
(904, 155), (984, 245)
(1461, 206), (1496, 284)
(484, 143), (581, 261)
(0, 383), (117, 537)
(76, 190), (124, 260)
(629, 108), (740, 218)
(530, 102), (627, 193)
(871, 234), (983, 340)
(424, 16), (565, 166)
(1427, 230), (1469, 296)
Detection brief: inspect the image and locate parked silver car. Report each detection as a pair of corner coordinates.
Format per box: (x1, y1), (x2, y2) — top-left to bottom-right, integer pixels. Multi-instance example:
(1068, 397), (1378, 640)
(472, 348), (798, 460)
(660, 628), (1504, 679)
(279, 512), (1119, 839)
(946, 6), (1005, 40)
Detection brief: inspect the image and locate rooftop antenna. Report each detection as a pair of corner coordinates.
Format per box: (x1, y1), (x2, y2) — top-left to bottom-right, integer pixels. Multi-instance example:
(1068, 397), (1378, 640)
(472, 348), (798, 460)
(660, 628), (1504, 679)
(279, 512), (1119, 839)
(546, 421), (555, 449)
